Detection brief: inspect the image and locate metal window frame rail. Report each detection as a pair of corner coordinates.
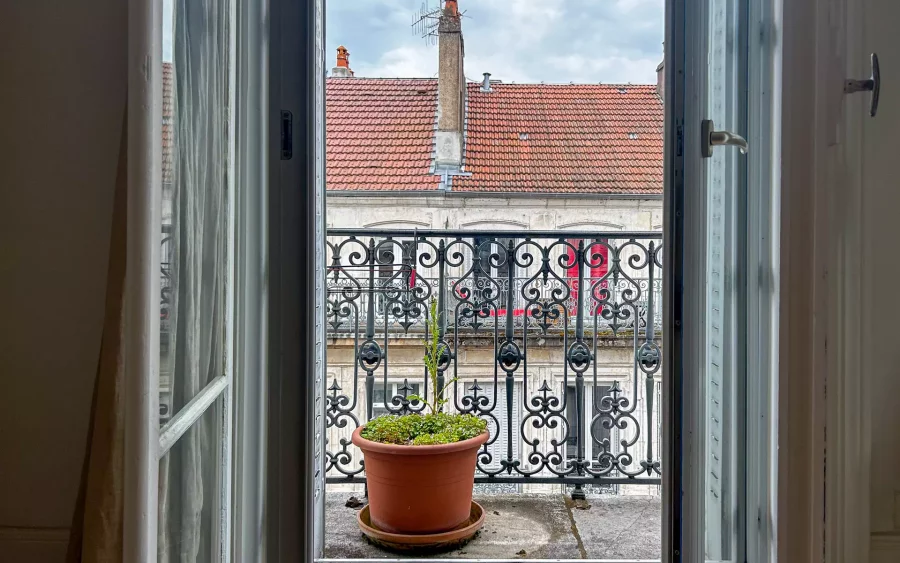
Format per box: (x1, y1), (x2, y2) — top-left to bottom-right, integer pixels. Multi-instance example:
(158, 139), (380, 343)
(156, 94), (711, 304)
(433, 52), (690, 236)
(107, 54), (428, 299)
(324, 228), (663, 488)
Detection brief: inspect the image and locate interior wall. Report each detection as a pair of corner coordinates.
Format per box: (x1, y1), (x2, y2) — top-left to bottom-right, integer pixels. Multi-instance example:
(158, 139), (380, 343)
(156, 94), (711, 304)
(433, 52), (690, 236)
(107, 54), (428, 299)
(0, 1), (126, 561)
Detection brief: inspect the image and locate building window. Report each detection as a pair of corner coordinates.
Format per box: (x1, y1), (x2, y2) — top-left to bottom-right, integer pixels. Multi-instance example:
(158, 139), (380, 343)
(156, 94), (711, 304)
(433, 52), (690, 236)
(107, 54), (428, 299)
(479, 382), (522, 472)
(565, 383), (613, 465)
(372, 380), (421, 418)
(473, 237), (516, 314)
(376, 241), (415, 314)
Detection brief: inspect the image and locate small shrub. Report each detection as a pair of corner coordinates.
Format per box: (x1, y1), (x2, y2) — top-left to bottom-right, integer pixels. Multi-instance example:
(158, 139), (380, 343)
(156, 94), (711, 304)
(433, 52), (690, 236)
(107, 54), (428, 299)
(359, 299), (487, 446)
(360, 412), (487, 446)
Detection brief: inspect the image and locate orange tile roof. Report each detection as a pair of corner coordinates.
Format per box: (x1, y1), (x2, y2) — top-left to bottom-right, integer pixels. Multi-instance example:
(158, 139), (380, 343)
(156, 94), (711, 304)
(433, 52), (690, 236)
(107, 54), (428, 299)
(162, 67), (663, 195)
(454, 83), (662, 194)
(326, 78), (441, 192)
(325, 78), (663, 195)
(163, 62), (173, 184)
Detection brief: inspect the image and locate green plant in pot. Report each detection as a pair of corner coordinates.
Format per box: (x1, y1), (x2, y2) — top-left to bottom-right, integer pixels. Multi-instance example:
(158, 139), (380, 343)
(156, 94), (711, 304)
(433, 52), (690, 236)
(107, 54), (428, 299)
(351, 299), (489, 535)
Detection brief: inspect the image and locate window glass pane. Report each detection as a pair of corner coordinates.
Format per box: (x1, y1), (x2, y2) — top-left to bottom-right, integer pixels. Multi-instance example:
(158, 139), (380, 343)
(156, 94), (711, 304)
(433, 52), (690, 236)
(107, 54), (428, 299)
(566, 386), (578, 452)
(704, 0), (742, 558)
(591, 385), (612, 450)
(158, 396), (223, 562)
(373, 381), (386, 403)
(497, 238), (514, 308)
(372, 381), (388, 418)
(496, 239), (510, 278)
(472, 237), (491, 307)
(158, 0), (233, 427)
(377, 247), (394, 288)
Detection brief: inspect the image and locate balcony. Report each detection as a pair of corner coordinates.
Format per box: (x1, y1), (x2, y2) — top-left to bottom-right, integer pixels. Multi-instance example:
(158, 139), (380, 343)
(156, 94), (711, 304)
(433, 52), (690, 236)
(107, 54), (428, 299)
(325, 492), (662, 560)
(324, 228), (663, 558)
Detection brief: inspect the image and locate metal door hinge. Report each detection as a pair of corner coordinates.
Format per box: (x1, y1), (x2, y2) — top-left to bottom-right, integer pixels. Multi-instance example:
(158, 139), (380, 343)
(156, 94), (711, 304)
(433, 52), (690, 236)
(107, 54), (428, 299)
(281, 110), (293, 160)
(676, 123), (684, 157)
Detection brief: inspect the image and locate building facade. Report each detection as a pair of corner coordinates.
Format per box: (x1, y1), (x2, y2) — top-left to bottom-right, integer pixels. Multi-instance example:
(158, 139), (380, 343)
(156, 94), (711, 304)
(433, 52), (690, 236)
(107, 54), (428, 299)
(324, 0), (664, 495)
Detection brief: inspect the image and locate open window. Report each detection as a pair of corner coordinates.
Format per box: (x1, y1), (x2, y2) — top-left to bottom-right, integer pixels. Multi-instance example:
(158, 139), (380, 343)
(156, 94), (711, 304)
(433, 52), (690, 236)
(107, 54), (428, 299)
(375, 240), (416, 315)
(473, 236), (519, 317)
(566, 238), (609, 318)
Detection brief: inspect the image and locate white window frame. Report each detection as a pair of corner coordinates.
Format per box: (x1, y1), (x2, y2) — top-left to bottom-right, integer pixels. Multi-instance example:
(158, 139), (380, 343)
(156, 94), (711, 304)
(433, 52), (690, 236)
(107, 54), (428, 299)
(265, 0), (327, 560)
(124, 0), (163, 555)
(231, 0), (268, 558)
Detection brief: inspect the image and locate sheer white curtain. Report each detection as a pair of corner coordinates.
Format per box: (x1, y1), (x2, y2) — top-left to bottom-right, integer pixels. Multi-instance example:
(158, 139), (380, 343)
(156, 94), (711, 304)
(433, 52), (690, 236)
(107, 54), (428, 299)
(158, 0), (231, 561)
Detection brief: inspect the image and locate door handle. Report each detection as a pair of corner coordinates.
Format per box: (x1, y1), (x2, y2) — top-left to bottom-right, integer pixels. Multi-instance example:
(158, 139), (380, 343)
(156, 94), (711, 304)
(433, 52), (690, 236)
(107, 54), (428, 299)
(701, 119), (749, 158)
(844, 52), (880, 117)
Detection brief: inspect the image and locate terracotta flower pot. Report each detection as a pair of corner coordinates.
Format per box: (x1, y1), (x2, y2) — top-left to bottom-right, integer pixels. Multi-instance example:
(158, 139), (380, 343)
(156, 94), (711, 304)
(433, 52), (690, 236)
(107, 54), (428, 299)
(351, 426), (489, 534)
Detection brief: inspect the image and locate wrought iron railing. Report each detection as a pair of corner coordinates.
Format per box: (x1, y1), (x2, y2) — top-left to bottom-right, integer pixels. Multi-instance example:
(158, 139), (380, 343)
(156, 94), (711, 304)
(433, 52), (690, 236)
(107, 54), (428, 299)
(160, 224), (173, 333)
(325, 229), (663, 489)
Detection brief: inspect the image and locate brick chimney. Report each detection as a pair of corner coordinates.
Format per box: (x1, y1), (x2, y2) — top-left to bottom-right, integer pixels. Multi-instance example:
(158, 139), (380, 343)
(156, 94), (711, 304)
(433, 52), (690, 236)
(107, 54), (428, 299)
(332, 46), (354, 77)
(435, 0), (464, 166)
(655, 58), (664, 99)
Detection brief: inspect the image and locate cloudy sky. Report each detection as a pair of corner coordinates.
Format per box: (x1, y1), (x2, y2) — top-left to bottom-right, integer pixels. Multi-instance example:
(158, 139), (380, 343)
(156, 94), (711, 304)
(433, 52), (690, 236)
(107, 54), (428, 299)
(327, 0), (664, 84)
(163, 0), (664, 85)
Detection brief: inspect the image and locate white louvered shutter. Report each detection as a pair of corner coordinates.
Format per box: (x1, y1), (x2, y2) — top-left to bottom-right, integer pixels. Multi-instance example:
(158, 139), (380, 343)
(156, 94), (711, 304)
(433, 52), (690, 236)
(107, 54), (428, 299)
(481, 381), (520, 472)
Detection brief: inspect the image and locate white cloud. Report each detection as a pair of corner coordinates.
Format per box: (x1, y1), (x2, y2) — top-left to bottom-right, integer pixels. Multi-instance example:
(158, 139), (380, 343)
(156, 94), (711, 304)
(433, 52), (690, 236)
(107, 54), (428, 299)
(544, 54), (661, 84)
(355, 45), (438, 78)
(464, 52), (538, 84)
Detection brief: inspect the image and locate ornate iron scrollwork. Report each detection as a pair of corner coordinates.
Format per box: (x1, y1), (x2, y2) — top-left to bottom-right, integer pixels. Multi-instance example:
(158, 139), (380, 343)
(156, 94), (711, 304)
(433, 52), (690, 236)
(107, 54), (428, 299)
(323, 229), (663, 488)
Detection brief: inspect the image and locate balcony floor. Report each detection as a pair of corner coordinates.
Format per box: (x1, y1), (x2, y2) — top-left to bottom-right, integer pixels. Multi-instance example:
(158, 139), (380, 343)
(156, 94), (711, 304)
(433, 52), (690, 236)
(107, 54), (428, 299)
(325, 492), (661, 560)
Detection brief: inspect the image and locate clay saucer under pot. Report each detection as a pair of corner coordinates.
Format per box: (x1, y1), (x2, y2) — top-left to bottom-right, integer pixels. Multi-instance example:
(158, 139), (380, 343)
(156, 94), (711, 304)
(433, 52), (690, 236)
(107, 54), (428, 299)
(357, 501), (485, 553)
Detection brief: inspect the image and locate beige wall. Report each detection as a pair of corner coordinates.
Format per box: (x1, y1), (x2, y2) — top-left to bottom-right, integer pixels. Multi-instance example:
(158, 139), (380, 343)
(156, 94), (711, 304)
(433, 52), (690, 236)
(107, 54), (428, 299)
(0, 1), (126, 561)
(327, 194), (663, 233)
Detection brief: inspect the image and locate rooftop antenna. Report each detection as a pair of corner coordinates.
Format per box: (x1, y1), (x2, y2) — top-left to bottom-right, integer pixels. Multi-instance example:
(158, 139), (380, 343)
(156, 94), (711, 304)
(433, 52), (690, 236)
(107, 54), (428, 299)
(412, 1), (466, 46)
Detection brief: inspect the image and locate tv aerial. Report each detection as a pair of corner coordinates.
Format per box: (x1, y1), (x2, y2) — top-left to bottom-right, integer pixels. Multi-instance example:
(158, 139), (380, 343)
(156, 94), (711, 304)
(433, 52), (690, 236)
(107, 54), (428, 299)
(412, 1), (466, 46)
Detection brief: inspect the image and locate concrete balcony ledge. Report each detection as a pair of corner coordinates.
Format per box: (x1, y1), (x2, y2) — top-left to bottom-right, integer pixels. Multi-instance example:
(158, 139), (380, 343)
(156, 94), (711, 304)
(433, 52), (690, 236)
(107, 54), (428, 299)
(325, 492), (661, 560)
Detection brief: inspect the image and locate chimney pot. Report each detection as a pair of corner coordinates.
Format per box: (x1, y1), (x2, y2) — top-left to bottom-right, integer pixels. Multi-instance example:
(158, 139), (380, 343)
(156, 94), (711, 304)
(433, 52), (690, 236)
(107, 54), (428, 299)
(656, 58), (664, 98)
(481, 72), (492, 92)
(445, 0), (459, 16)
(332, 46), (355, 77)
